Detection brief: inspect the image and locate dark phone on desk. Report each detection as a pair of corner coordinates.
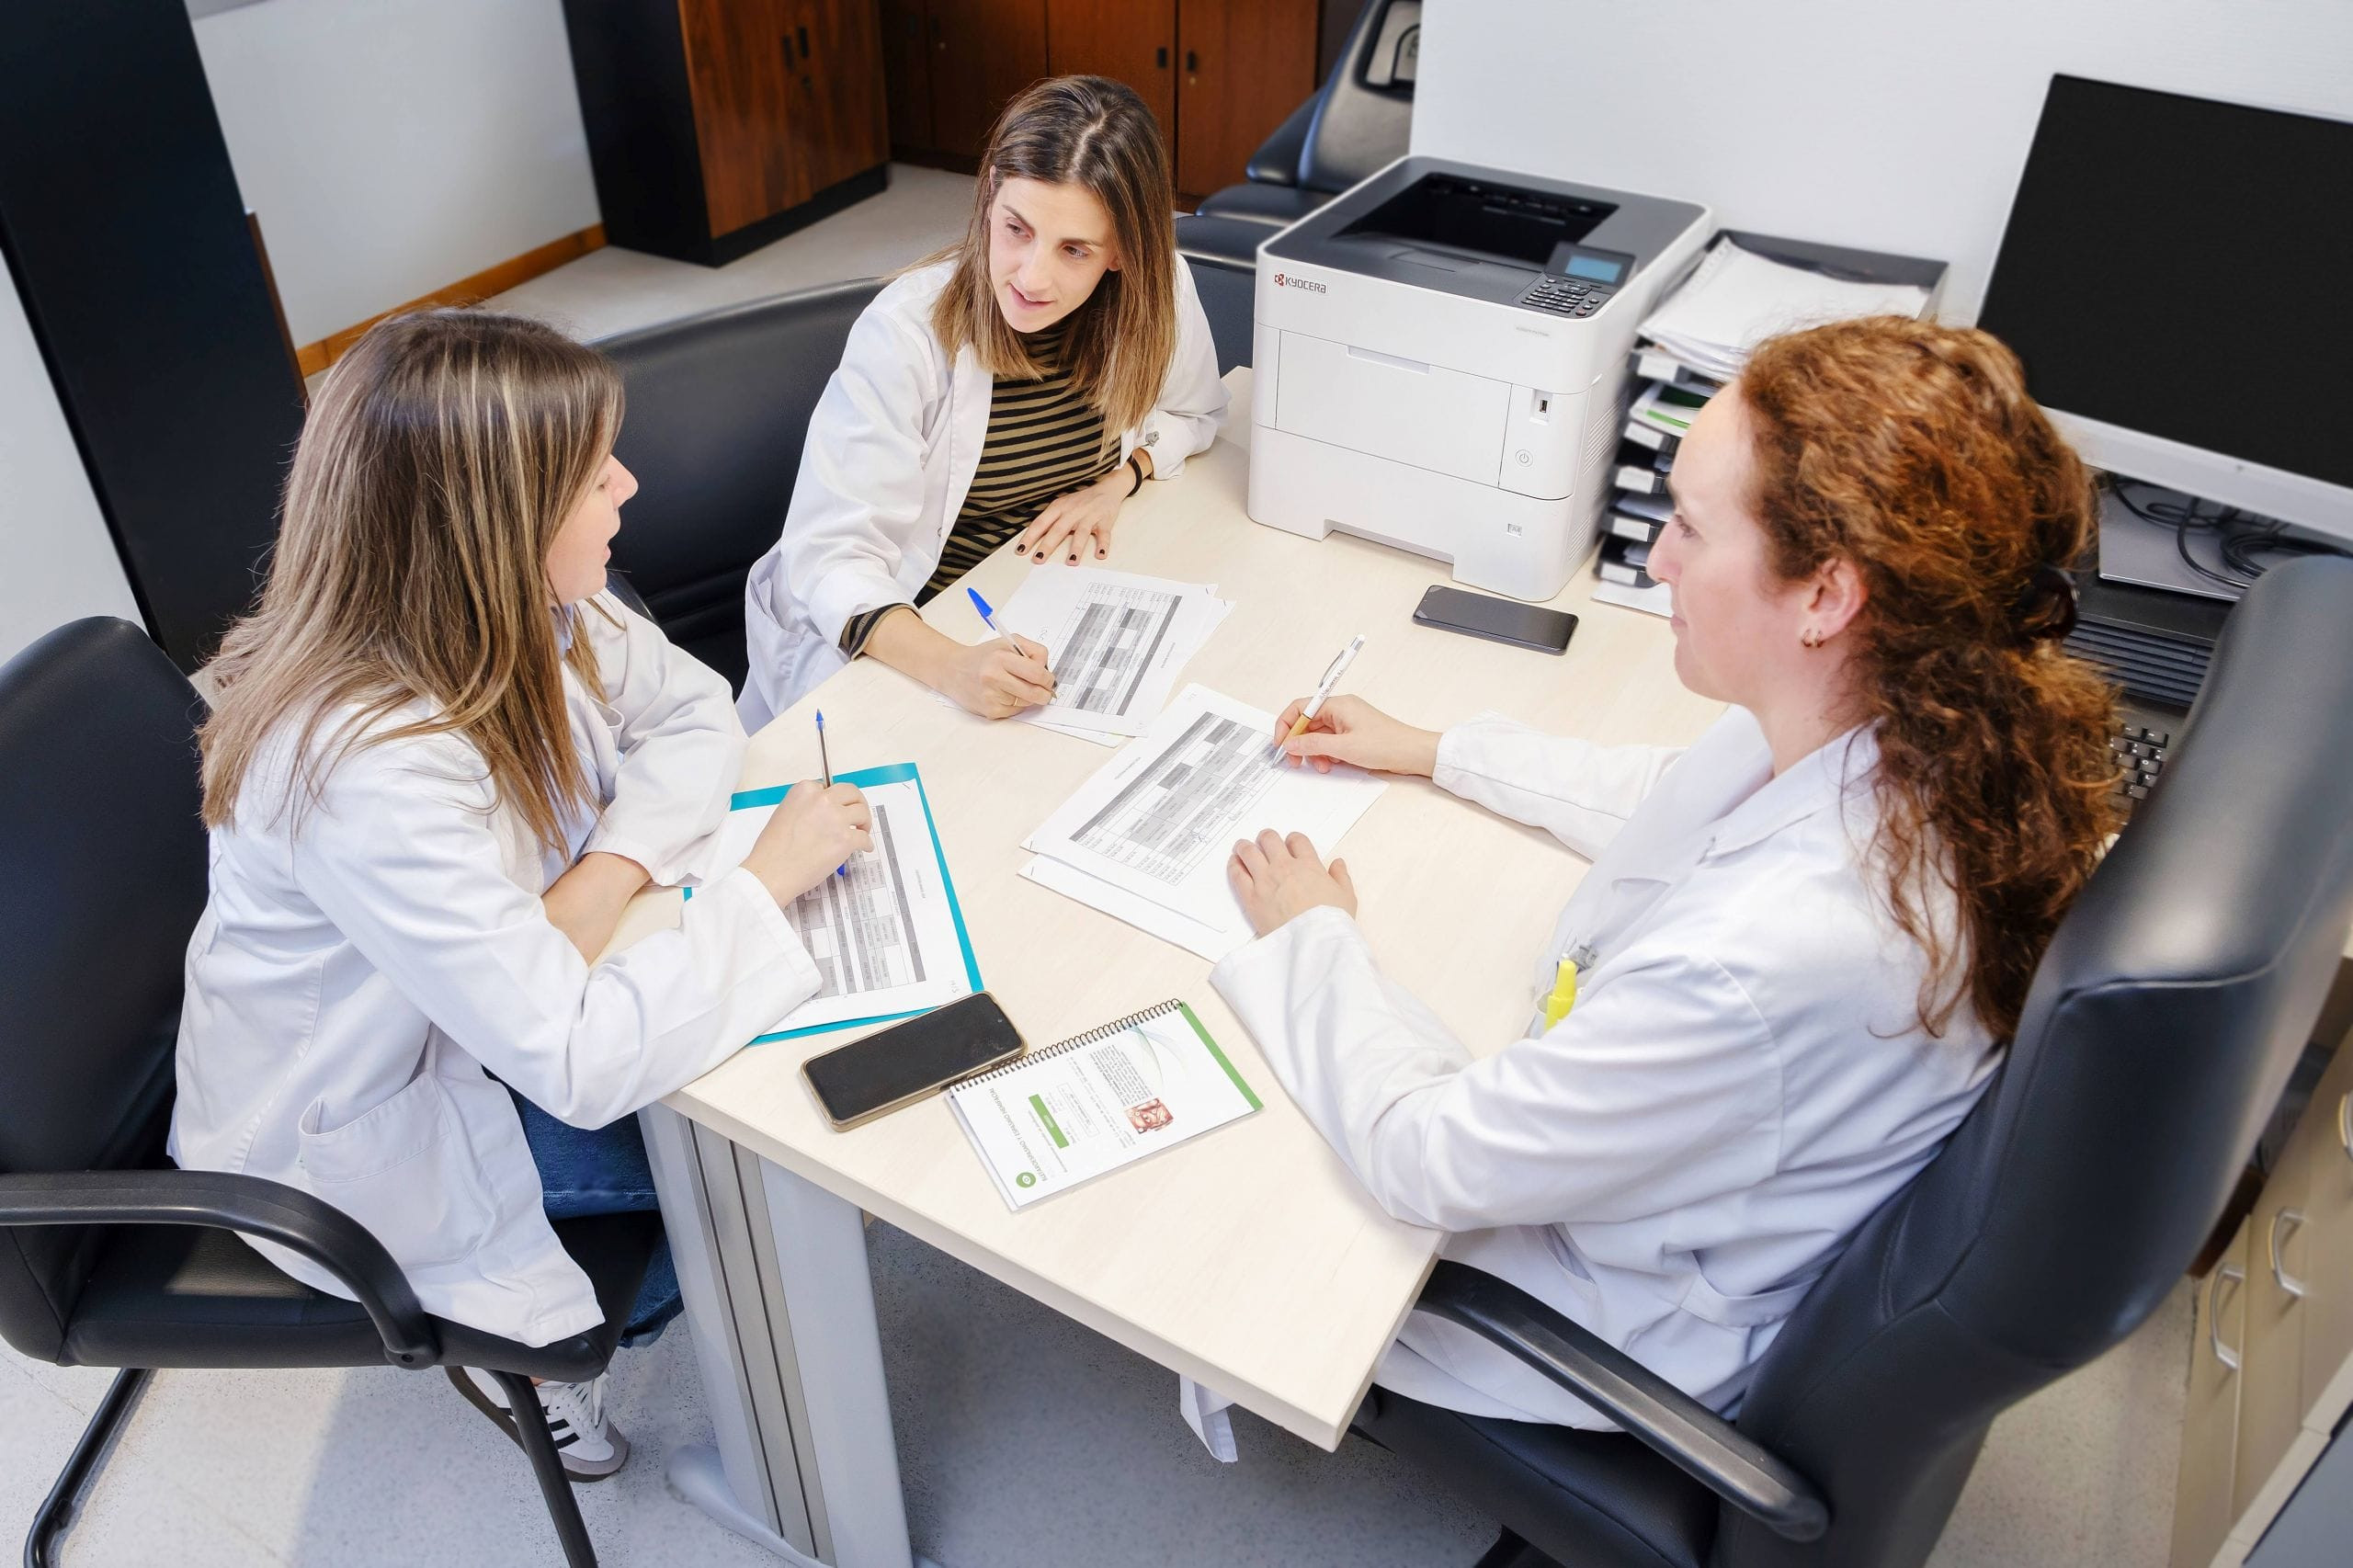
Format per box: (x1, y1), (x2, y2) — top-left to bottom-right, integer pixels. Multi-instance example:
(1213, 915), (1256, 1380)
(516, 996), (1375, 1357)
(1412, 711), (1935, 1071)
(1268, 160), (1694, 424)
(802, 992), (1026, 1130)
(1413, 585), (1578, 654)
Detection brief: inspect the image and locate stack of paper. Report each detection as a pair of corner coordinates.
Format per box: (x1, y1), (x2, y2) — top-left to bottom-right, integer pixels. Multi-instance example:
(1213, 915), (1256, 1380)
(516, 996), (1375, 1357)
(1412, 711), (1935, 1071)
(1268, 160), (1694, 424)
(1019, 685), (1386, 960)
(957, 566), (1233, 745)
(1642, 239), (1932, 381)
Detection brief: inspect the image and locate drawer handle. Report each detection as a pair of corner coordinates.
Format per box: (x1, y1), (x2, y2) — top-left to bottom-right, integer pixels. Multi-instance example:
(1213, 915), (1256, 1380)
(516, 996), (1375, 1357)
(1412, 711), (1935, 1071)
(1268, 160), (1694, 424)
(2208, 1263), (2245, 1373)
(2338, 1089), (2351, 1164)
(2269, 1208), (2309, 1299)
(1346, 346), (1430, 373)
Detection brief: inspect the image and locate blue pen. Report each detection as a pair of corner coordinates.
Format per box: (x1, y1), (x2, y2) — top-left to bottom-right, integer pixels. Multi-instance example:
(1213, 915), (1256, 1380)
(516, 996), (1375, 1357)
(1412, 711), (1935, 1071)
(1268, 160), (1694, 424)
(815, 710), (846, 878)
(968, 585), (1049, 676)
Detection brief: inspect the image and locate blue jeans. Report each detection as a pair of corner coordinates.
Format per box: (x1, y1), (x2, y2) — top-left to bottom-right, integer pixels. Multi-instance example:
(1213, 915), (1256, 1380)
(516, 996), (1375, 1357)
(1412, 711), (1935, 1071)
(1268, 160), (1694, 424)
(510, 1092), (683, 1347)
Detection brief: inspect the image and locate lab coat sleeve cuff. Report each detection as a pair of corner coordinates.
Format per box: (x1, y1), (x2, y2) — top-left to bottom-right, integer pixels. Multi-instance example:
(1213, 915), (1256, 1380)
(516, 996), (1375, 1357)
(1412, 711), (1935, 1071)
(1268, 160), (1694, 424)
(578, 830), (667, 884)
(706, 867), (823, 1001)
(1211, 905), (1363, 1015)
(1431, 713), (1534, 798)
(806, 567), (914, 656)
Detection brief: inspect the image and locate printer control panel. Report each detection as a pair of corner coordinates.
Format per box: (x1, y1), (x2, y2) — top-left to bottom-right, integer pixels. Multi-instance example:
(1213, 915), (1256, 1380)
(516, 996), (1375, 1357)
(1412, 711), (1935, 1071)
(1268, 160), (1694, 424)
(1520, 276), (1612, 318)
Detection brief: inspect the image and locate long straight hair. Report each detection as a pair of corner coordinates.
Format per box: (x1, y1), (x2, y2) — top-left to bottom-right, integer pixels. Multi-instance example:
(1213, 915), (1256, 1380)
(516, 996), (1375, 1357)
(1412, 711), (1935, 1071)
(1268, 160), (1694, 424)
(199, 309), (622, 853)
(928, 75), (1178, 436)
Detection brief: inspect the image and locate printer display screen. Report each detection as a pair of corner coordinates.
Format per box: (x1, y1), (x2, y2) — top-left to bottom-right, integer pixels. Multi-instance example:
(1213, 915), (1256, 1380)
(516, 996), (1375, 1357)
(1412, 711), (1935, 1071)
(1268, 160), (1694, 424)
(1336, 173), (1614, 267)
(1563, 254), (1623, 282)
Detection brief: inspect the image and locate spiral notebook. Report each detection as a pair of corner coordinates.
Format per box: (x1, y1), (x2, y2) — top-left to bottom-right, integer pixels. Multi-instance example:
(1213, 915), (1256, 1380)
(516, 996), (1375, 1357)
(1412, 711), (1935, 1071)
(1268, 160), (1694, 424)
(946, 1001), (1261, 1210)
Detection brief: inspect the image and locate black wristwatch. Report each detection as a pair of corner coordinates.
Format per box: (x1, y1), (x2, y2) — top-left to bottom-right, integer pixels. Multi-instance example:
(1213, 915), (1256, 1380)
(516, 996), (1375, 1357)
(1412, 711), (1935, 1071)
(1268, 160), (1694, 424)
(1123, 452), (1147, 496)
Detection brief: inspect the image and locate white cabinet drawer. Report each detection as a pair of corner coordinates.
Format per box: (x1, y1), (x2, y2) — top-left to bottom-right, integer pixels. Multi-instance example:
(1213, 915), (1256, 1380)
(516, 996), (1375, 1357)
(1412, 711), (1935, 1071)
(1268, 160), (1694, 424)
(2173, 1223), (2249, 1568)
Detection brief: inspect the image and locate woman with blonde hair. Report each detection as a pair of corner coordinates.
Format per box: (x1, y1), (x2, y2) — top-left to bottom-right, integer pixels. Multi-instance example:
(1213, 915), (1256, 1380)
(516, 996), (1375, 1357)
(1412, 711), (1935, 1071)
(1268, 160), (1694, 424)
(1215, 316), (2118, 1435)
(741, 74), (1228, 728)
(172, 310), (869, 1477)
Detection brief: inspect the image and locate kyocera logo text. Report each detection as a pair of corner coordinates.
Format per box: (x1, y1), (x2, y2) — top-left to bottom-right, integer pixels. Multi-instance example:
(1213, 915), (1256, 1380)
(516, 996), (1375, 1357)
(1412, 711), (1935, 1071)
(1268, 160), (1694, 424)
(1272, 272), (1327, 293)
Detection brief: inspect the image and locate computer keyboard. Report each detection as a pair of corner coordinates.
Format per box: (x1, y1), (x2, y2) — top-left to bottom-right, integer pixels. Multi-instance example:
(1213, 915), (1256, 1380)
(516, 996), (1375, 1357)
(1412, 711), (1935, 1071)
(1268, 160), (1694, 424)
(2109, 719), (2171, 822)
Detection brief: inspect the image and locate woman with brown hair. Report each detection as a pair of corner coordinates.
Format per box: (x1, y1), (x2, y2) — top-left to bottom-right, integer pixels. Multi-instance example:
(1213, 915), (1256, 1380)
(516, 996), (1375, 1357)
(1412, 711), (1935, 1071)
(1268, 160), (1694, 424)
(1211, 316), (2117, 1428)
(173, 309), (871, 1476)
(740, 74), (1228, 729)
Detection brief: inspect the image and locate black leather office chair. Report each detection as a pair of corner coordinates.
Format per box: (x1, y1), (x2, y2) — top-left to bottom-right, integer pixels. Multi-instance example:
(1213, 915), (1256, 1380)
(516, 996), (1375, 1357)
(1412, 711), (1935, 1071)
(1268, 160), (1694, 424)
(1176, 0), (1417, 267)
(591, 278), (884, 693)
(0, 618), (657, 1568)
(1355, 554), (2353, 1568)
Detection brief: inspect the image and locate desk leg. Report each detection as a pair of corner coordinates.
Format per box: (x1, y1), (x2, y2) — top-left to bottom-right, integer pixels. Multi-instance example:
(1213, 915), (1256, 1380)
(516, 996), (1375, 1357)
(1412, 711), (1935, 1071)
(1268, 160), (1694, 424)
(642, 1105), (935, 1568)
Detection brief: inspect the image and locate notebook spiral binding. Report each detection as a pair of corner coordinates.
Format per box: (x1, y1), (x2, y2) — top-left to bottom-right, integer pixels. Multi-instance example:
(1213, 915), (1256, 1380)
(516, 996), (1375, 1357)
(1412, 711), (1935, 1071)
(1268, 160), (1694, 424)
(960, 1000), (1183, 1087)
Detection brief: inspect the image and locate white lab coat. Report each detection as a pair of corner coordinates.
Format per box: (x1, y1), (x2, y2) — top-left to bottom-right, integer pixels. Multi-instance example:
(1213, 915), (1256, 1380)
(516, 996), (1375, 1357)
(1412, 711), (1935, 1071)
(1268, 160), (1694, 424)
(739, 256), (1230, 728)
(1210, 709), (2000, 1426)
(168, 596), (822, 1347)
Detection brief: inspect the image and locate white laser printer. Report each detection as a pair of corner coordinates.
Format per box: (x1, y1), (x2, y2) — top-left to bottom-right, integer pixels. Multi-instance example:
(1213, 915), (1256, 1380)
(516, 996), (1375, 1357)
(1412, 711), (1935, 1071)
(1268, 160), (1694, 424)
(1248, 157), (1711, 600)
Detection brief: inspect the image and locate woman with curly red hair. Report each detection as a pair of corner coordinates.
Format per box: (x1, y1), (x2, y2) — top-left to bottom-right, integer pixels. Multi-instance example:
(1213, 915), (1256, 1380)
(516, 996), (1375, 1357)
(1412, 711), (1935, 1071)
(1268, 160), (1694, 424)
(1213, 316), (2117, 1429)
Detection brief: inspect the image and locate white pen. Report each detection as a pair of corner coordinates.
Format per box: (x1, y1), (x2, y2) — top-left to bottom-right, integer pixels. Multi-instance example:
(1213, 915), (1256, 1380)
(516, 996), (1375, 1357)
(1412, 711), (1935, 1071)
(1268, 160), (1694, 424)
(1277, 634), (1366, 755)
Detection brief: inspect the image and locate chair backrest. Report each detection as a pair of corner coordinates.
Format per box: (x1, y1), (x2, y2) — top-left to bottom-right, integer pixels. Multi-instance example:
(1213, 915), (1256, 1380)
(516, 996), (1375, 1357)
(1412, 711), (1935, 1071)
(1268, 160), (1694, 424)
(1300, 0), (1418, 194)
(593, 278), (884, 691)
(1719, 555), (2353, 1568)
(0, 619), (208, 1361)
(1183, 253), (1256, 375)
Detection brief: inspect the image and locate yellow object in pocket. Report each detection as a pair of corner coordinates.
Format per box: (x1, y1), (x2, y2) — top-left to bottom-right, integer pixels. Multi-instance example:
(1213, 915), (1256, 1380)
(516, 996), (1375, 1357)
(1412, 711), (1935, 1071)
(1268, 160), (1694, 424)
(1541, 958), (1580, 1029)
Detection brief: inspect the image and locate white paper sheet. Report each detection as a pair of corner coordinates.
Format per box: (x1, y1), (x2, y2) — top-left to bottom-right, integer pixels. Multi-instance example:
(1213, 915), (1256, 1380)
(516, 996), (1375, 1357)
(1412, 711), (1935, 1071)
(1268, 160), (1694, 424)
(1642, 239), (1931, 379)
(990, 566), (1233, 737)
(1022, 685), (1385, 950)
(703, 778), (972, 1031)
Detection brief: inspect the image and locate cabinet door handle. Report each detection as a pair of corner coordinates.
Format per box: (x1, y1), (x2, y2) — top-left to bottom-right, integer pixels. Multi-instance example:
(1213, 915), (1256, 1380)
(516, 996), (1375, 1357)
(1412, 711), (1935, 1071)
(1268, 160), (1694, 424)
(1186, 50), (1199, 73)
(799, 24), (811, 60)
(1156, 46), (1168, 68)
(2269, 1208), (2309, 1299)
(2338, 1089), (2351, 1164)
(2207, 1263), (2245, 1372)
(781, 33), (795, 67)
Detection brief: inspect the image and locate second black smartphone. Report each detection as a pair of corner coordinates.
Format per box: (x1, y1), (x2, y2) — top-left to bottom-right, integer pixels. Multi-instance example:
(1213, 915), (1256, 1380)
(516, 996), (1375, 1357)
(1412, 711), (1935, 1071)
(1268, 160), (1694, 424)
(802, 992), (1026, 1130)
(1412, 584), (1578, 654)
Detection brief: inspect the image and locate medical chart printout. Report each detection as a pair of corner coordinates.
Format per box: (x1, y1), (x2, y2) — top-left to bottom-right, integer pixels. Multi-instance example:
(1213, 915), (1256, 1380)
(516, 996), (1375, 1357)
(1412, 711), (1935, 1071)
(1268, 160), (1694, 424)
(985, 566), (1232, 740)
(946, 1002), (1260, 1209)
(700, 765), (979, 1037)
(1021, 685), (1386, 957)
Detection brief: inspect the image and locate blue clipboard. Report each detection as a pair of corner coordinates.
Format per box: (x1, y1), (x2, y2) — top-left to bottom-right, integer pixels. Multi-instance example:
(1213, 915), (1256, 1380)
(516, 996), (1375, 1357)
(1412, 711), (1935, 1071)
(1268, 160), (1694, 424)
(687, 762), (983, 1044)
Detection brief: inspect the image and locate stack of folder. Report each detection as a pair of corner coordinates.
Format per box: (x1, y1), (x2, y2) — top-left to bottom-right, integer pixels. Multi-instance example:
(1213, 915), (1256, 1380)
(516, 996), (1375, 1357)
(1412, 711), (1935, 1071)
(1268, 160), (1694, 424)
(1593, 233), (1949, 615)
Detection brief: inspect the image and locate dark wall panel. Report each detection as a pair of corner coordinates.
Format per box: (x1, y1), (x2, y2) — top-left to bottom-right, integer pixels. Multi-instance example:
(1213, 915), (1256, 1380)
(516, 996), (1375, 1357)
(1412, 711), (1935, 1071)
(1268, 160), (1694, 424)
(0, 0), (306, 670)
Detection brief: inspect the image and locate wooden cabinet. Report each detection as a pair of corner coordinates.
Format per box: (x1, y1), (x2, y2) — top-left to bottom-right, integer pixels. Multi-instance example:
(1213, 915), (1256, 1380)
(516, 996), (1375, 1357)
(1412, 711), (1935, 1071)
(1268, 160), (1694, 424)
(1044, 0), (1176, 162)
(1171, 0), (1318, 199)
(883, 0), (1320, 198)
(562, 0), (892, 267)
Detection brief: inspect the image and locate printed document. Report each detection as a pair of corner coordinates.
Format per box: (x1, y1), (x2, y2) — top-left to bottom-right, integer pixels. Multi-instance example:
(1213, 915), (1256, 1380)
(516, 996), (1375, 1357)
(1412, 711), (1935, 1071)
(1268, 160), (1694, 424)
(703, 766), (978, 1035)
(979, 566), (1233, 740)
(1021, 685), (1385, 956)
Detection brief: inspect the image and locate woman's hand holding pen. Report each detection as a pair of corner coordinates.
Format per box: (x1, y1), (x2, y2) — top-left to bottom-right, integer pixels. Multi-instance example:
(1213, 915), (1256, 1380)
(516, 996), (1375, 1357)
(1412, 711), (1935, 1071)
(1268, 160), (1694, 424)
(1273, 695), (1442, 778)
(938, 635), (1055, 719)
(745, 782), (872, 903)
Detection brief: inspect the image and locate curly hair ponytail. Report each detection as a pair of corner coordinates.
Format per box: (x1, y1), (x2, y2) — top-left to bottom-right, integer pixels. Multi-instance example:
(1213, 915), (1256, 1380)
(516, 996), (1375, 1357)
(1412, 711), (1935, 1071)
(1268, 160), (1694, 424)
(1738, 316), (2120, 1041)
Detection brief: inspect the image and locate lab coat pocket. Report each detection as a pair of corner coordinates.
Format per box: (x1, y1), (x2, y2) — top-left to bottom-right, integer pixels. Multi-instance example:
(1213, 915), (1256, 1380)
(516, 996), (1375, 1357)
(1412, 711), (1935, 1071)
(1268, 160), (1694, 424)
(296, 1075), (495, 1270)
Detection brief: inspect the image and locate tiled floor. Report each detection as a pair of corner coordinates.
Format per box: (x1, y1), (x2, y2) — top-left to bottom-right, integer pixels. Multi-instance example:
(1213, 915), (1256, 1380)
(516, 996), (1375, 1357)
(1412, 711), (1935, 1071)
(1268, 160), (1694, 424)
(484, 163), (974, 342)
(2, 1221), (2188, 1568)
(6, 165), (2196, 1566)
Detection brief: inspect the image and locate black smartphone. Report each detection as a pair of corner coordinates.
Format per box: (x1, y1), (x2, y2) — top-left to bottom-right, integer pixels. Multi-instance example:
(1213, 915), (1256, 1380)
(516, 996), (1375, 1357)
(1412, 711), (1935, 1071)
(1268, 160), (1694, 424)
(1412, 584), (1578, 654)
(801, 992), (1026, 1130)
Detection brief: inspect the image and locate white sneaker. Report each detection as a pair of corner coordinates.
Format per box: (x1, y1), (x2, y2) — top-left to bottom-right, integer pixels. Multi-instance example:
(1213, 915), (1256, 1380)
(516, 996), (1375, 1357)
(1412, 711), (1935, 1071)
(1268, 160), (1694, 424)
(449, 1367), (631, 1481)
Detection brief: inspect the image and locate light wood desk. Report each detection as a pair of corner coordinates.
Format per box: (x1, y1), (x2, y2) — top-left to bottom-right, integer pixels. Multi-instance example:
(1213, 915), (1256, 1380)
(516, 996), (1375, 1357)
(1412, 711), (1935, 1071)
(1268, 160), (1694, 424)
(609, 368), (1719, 1566)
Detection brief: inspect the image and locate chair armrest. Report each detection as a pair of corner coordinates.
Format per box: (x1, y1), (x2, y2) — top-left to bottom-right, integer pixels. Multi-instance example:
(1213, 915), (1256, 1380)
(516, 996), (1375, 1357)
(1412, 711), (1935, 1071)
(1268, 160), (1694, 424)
(1245, 97), (1317, 187)
(0, 1169), (440, 1369)
(1416, 1260), (1828, 1541)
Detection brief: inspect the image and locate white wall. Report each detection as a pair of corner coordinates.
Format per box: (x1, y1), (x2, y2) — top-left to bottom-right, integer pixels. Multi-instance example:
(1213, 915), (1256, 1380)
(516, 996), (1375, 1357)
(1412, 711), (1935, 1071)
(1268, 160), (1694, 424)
(191, 0), (602, 347)
(1412, 0), (2353, 319)
(0, 269), (144, 665)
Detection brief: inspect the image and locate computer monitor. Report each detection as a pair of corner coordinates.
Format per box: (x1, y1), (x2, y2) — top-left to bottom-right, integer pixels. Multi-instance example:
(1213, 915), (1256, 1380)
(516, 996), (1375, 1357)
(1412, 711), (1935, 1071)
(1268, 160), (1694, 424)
(1976, 75), (2353, 546)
